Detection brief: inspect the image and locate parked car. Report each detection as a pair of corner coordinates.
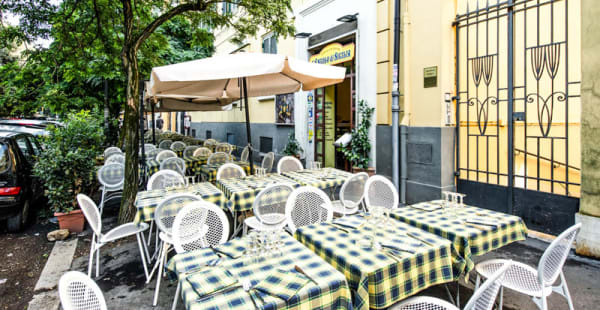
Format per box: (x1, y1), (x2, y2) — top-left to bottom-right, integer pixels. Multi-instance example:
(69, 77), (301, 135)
(0, 125), (49, 137)
(0, 119), (63, 130)
(0, 131), (44, 232)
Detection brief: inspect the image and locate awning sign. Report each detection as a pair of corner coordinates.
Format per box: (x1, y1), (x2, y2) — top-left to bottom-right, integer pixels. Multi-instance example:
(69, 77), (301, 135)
(309, 43), (355, 66)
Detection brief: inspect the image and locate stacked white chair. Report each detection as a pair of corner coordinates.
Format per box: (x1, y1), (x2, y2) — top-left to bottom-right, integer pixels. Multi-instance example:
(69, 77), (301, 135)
(277, 156), (303, 174)
(261, 151), (275, 173)
(158, 139), (173, 150)
(104, 153), (125, 165)
(244, 184), (294, 235)
(144, 143), (156, 151)
(474, 223), (581, 310)
(364, 175), (399, 211)
(203, 139), (217, 148)
(215, 143), (232, 153)
(207, 152), (231, 165)
(156, 150), (177, 164)
(147, 170), (186, 190)
(193, 146), (212, 157)
(160, 157), (187, 176)
(59, 271), (107, 310)
(76, 194), (149, 280)
(145, 148), (159, 161)
(285, 186), (333, 233)
(216, 163), (246, 181)
(183, 145), (200, 158)
(240, 146), (250, 162)
(96, 163), (124, 214)
(332, 172), (369, 216)
(103, 146), (122, 159)
(170, 141), (186, 153)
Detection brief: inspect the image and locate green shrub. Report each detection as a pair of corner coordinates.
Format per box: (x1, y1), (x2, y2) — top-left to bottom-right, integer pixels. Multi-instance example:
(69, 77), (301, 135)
(34, 111), (104, 213)
(338, 99), (374, 169)
(282, 131), (303, 157)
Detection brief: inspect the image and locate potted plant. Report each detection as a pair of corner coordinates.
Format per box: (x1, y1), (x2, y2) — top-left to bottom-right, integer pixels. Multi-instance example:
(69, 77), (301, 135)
(34, 111), (104, 232)
(282, 131), (304, 159)
(338, 99), (376, 175)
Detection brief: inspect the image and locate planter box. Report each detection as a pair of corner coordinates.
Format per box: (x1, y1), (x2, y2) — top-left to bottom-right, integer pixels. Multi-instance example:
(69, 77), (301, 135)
(352, 166), (376, 176)
(54, 209), (85, 233)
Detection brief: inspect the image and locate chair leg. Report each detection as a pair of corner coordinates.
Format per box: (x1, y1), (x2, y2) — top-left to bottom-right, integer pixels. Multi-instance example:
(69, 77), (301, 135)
(499, 286), (503, 310)
(136, 233), (150, 281)
(243, 222), (247, 236)
(171, 281), (181, 310)
(560, 272), (575, 310)
(540, 295), (548, 310)
(147, 241), (163, 283)
(95, 247), (100, 278)
(140, 232), (152, 265)
(87, 243), (95, 277)
(99, 189), (106, 215)
(153, 243), (168, 307)
(147, 221), (154, 246)
(475, 274), (481, 290)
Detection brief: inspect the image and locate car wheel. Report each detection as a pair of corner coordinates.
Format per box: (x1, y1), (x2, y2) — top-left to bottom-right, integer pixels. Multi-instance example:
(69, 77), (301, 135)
(6, 200), (29, 232)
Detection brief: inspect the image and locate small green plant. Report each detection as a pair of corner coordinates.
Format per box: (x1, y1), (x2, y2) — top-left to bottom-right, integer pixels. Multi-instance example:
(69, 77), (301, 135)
(282, 131), (304, 157)
(338, 99), (374, 169)
(34, 111), (104, 213)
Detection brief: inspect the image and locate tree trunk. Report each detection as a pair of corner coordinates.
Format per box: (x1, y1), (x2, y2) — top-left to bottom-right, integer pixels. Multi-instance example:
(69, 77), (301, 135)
(118, 48), (140, 224)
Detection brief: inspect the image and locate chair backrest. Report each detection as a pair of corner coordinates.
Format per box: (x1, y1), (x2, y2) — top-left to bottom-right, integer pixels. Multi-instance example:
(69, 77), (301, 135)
(183, 145), (200, 158)
(156, 150), (177, 163)
(158, 139), (173, 149)
(261, 152), (275, 173)
(340, 172), (369, 209)
(204, 139), (217, 147)
(154, 194), (203, 236)
(160, 157), (187, 176)
(216, 163), (246, 181)
(537, 223), (581, 287)
(170, 141), (186, 152)
(464, 262), (511, 310)
(240, 146), (250, 162)
(277, 156), (303, 174)
(104, 153), (125, 165)
(144, 143), (156, 151)
(146, 170), (186, 190)
(285, 186), (333, 233)
(364, 175), (399, 211)
(193, 147), (212, 157)
(103, 146), (122, 158)
(97, 163), (124, 189)
(76, 194), (102, 237)
(215, 143), (232, 153)
(208, 152), (231, 165)
(145, 148), (159, 160)
(172, 201), (229, 253)
(253, 184), (294, 225)
(59, 271), (107, 310)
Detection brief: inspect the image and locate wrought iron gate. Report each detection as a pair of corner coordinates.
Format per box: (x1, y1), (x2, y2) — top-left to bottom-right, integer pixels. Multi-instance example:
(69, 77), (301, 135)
(454, 0), (581, 235)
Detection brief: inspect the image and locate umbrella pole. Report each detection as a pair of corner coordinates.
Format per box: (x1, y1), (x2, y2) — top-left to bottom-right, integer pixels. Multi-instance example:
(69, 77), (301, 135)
(151, 101), (156, 145)
(242, 77), (254, 174)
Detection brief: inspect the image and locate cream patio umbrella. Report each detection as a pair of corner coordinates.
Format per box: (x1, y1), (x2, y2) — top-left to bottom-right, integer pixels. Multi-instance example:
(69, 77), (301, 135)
(147, 52), (346, 173)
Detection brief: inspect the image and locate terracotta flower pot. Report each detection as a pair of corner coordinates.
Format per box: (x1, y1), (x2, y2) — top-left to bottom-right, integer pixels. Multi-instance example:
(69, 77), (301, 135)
(54, 209), (85, 233)
(352, 166), (376, 176)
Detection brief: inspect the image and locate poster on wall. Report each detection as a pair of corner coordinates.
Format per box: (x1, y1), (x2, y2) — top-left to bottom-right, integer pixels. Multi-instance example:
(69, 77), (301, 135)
(275, 93), (294, 125)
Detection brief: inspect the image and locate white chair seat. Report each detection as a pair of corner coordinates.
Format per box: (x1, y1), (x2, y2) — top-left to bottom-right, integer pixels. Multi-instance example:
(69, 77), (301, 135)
(159, 231), (173, 245)
(331, 200), (359, 215)
(100, 222), (149, 243)
(244, 215), (287, 232)
(476, 259), (552, 298)
(390, 296), (458, 310)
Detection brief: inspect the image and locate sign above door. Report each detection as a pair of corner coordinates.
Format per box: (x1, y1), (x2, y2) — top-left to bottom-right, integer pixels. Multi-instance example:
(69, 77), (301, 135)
(309, 43), (355, 66)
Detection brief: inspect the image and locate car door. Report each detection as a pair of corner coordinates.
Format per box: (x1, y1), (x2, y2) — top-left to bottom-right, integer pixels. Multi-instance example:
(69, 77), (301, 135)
(13, 134), (37, 200)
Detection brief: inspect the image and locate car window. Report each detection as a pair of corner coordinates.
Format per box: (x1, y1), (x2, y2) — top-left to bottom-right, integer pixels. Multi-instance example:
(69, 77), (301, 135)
(26, 136), (42, 155)
(0, 143), (9, 173)
(14, 135), (33, 158)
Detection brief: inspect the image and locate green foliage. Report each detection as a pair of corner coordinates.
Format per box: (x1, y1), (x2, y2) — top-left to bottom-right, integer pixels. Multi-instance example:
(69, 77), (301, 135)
(282, 131), (303, 157)
(33, 111), (104, 213)
(338, 100), (374, 169)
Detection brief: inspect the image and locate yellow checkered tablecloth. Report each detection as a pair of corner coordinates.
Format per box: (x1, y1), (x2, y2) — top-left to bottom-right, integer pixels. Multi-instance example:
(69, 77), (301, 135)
(390, 201), (528, 276)
(200, 161), (252, 183)
(165, 232), (352, 310)
(217, 174), (300, 212)
(133, 182), (230, 224)
(146, 156), (206, 176)
(281, 168), (353, 190)
(294, 215), (460, 310)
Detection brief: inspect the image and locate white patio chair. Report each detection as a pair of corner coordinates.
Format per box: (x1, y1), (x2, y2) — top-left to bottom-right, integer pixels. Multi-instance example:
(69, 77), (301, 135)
(474, 223), (581, 310)
(391, 262), (511, 310)
(364, 175), (399, 211)
(158, 139), (173, 149)
(215, 143), (232, 153)
(149, 194), (203, 307)
(332, 172), (369, 216)
(170, 141), (186, 153)
(285, 186), (333, 233)
(207, 151), (231, 165)
(160, 157), (187, 176)
(193, 146), (212, 157)
(96, 163), (124, 214)
(170, 201), (230, 310)
(146, 170), (186, 191)
(104, 153), (125, 165)
(216, 163), (246, 181)
(183, 145), (199, 158)
(203, 139), (217, 148)
(145, 148), (159, 161)
(239, 146), (249, 162)
(76, 194), (149, 280)
(244, 184), (294, 236)
(277, 156), (303, 174)
(261, 151), (275, 173)
(103, 146), (122, 158)
(59, 271), (107, 310)
(156, 150), (177, 163)
(144, 143), (156, 151)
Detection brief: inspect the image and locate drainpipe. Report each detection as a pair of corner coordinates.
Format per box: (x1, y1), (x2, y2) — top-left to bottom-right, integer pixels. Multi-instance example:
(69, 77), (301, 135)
(400, 0), (411, 205)
(391, 0), (401, 189)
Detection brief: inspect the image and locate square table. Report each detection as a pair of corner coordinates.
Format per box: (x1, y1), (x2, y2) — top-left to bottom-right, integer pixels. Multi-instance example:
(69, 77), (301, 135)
(200, 161), (251, 183)
(294, 215), (462, 310)
(146, 156), (205, 177)
(281, 168), (353, 191)
(217, 174), (300, 213)
(389, 200), (528, 277)
(165, 233), (353, 310)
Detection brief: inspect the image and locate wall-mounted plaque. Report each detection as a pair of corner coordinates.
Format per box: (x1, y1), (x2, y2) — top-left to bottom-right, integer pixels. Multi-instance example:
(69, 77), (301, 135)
(423, 66), (438, 88)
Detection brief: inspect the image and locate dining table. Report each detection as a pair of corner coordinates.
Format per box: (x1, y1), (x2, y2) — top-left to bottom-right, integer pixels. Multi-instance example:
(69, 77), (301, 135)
(281, 168), (353, 191)
(146, 156), (206, 177)
(200, 161), (251, 183)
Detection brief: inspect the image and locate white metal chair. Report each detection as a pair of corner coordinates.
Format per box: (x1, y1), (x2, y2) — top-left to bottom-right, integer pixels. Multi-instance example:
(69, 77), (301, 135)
(193, 146), (212, 157)
(262, 151), (275, 173)
(244, 184), (294, 235)
(103, 146), (122, 159)
(183, 145), (199, 158)
(216, 163), (246, 181)
(158, 139), (173, 149)
(76, 194), (149, 280)
(104, 153), (125, 165)
(170, 141), (186, 153)
(96, 163), (124, 214)
(240, 146), (250, 162)
(160, 157), (187, 176)
(332, 172), (369, 216)
(277, 156), (303, 174)
(364, 175), (399, 211)
(59, 271), (107, 310)
(149, 194), (203, 306)
(146, 170), (186, 191)
(204, 138), (217, 147)
(215, 143), (232, 153)
(145, 148), (159, 161)
(170, 201), (230, 310)
(207, 151), (231, 165)
(144, 143), (156, 151)
(474, 223), (581, 310)
(156, 150), (177, 163)
(285, 186), (333, 233)
(391, 262), (511, 310)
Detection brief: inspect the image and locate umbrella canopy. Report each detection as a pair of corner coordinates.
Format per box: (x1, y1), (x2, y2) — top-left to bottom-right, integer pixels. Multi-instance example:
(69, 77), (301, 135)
(148, 52), (346, 99)
(144, 96), (234, 112)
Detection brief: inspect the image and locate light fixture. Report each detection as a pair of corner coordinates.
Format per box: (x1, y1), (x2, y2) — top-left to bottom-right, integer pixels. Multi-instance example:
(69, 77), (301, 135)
(294, 32), (312, 38)
(337, 13), (358, 23)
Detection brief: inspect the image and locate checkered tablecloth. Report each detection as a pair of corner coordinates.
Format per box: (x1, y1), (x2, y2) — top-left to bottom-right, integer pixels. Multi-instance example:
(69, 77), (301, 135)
(217, 174), (300, 212)
(390, 201), (528, 276)
(146, 156), (206, 177)
(281, 168), (353, 190)
(133, 182), (230, 224)
(165, 233), (353, 310)
(294, 215), (460, 310)
(200, 161), (252, 183)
